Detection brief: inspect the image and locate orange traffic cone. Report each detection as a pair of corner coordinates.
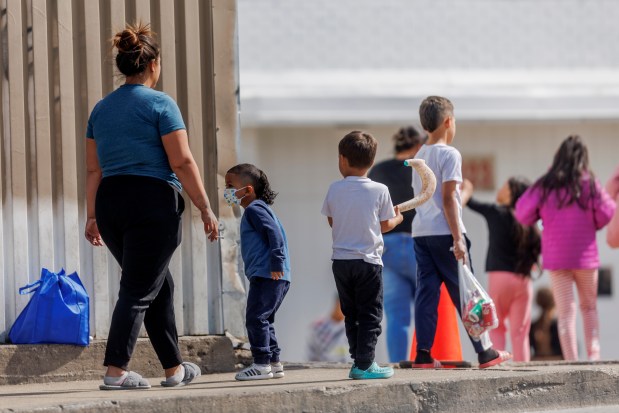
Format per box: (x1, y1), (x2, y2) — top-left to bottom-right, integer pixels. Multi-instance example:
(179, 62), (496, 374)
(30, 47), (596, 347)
(409, 283), (466, 367)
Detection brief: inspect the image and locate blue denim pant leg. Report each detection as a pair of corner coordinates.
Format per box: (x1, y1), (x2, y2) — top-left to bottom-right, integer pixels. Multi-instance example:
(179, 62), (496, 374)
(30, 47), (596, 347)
(414, 235), (485, 354)
(382, 233), (417, 362)
(245, 277), (290, 365)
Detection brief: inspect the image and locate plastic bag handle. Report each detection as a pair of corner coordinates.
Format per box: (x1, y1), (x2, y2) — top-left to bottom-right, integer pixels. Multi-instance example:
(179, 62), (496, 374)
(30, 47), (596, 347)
(19, 280), (42, 295)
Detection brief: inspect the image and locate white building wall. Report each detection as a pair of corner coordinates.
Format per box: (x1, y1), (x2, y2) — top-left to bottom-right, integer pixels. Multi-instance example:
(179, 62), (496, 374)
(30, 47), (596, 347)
(240, 121), (619, 362)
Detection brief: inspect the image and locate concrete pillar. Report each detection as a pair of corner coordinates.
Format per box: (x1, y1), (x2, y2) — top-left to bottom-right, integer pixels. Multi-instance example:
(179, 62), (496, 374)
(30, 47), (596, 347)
(211, 0), (246, 338)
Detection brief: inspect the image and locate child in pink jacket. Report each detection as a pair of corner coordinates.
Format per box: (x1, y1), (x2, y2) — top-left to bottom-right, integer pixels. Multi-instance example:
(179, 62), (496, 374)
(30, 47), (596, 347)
(515, 135), (615, 360)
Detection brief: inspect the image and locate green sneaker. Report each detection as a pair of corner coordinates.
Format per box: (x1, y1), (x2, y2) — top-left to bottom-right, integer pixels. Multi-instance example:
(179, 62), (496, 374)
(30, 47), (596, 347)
(350, 362), (394, 380)
(348, 364), (356, 379)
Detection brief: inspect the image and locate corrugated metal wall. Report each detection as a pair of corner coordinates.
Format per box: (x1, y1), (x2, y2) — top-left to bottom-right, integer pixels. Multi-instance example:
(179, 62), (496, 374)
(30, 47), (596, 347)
(0, 0), (234, 341)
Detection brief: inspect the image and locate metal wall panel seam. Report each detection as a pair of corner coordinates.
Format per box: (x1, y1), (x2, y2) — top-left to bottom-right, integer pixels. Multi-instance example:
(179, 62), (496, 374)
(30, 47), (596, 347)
(84, 0), (111, 339)
(183, 0), (209, 335)
(6, 0), (31, 321)
(31, 0), (55, 271)
(56, 0), (80, 274)
(156, 0), (184, 334)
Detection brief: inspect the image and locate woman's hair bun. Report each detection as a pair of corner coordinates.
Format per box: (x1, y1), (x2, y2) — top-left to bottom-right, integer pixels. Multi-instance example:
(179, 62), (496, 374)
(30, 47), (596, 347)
(112, 22), (159, 77)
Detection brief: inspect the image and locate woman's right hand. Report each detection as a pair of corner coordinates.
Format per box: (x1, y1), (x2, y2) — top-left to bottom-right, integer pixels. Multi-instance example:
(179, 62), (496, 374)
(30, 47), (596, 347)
(85, 218), (103, 246)
(201, 208), (219, 241)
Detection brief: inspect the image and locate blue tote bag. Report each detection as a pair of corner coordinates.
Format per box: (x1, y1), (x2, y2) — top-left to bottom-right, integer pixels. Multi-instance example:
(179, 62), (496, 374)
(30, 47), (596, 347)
(8, 268), (90, 346)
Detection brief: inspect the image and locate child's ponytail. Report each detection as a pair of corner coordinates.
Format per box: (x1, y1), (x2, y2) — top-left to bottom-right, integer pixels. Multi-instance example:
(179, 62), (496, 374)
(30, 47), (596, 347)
(257, 169), (278, 205)
(226, 163), (278, 205)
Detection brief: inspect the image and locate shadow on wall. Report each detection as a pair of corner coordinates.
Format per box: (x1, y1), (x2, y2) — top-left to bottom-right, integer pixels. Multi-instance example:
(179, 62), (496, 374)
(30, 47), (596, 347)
(2, 344), (88, 384)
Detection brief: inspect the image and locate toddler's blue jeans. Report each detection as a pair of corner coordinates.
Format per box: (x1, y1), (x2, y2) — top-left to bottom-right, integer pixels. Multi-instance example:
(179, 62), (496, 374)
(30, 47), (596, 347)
(246, 277), (290, 365)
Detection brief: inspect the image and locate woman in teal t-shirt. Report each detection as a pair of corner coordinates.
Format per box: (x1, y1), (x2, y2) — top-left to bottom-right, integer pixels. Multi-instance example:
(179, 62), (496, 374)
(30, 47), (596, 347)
(84, 22), (218, 390)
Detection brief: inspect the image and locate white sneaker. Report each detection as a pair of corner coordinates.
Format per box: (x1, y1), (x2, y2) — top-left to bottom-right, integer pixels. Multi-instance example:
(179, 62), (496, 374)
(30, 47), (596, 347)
(235, 363), (273, 381)
(271, 362), (284, 379)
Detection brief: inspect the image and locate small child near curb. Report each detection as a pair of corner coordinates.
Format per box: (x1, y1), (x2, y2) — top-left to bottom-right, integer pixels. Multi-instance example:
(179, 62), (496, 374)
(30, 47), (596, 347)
(321, 131), (403, 380)
(225, 163), (291, 381)
(461, 177), (541, 362)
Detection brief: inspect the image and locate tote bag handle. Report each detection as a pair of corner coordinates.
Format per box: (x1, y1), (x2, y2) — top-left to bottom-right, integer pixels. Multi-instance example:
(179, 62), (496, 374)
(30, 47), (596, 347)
(18, 280), (42, 295)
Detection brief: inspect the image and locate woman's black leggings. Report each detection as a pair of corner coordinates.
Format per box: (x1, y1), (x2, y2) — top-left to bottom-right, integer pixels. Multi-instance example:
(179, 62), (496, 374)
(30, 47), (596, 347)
(96, 175), (185, 370)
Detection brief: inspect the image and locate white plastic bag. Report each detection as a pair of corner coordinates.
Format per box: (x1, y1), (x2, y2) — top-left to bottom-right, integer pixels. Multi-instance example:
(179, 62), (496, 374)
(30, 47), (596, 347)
(458, 260), (498, 342)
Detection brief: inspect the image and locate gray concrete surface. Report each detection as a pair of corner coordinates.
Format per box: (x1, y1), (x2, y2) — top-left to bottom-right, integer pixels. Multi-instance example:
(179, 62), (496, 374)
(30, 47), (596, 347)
(0, 336), (236, 385)
(1, 362), (619, 413)
(528, 408), (619, 413)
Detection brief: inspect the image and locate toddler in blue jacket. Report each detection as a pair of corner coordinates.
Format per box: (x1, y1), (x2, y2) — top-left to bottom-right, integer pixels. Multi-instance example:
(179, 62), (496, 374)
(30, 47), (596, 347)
(225, 163), (291, 381)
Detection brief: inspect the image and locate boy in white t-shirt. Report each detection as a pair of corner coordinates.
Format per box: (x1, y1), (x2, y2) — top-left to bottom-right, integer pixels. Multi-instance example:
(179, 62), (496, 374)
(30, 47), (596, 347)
(321, 131), (403, 379)
(411, 96), (512, 369)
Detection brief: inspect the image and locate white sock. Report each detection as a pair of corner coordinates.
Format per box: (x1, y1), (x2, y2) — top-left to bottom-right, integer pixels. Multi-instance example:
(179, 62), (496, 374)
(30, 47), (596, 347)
(103, 371), (128, 385)
(165, 364), (185, 385)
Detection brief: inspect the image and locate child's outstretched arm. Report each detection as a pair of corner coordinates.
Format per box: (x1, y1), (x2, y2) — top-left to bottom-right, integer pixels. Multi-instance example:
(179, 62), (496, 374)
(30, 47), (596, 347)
(461, 179), (496, 218)
(443, 180), (467, 262)
(380, 206), (403, 233)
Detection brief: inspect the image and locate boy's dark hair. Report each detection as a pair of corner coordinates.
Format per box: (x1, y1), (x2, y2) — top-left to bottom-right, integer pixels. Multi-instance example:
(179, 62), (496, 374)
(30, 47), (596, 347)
(226, 163), (277, 205)
(534, 134), (596, 209)
(393, 126), (427, 153)
(507, 176), (541, 276)
(338, 131), (377, 169)
(419, 96), (454, 133)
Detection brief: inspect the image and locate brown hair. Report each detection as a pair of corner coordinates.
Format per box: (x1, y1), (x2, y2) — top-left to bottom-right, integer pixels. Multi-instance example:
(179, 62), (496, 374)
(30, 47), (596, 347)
(112, 22), (160, 77)
(338, 131), (377, 169)
(419, 96), (454, 133)
(507, 176), (541, 276)
(393, 126), (427, 153)
(534, 135), (596, 209)
(535, 287), (555, 311)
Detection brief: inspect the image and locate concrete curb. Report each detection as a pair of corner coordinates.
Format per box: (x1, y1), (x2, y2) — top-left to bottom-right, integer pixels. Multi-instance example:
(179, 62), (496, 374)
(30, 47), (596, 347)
(0, 335), (236, 385)
(1, 363), (619, 412)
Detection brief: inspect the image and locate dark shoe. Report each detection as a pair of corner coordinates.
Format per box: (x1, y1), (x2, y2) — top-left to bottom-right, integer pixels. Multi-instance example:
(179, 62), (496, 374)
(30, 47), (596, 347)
(411, 349), (443, 369)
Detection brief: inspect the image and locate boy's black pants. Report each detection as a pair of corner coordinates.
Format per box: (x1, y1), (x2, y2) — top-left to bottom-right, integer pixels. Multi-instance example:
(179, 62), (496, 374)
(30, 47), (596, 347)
(96, 175), (185, 370)
(332, 259), (383, 365)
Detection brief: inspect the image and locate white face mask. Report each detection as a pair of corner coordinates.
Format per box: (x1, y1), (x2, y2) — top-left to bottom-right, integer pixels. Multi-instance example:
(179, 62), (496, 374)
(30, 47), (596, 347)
(223, 187), (248, 206)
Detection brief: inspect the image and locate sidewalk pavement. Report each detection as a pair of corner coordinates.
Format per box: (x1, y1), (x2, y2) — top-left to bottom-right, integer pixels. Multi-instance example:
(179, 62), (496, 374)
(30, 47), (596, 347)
(2, 361), (619, 413)
(0, 336), (236, 385)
